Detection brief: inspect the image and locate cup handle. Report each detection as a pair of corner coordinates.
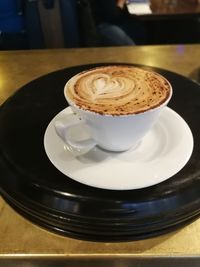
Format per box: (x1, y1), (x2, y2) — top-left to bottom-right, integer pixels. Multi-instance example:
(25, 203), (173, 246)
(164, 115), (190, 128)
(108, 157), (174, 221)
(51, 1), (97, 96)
(54, 113), (96, 152)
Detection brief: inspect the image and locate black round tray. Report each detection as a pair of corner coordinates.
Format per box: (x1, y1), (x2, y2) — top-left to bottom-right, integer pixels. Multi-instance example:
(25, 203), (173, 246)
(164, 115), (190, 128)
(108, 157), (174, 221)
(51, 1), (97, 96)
(0, 63), (200, 242)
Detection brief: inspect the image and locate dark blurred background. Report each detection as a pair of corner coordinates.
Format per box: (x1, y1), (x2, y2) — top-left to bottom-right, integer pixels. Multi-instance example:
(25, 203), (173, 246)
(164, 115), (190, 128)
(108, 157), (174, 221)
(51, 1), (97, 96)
(0, 0), (200, 50)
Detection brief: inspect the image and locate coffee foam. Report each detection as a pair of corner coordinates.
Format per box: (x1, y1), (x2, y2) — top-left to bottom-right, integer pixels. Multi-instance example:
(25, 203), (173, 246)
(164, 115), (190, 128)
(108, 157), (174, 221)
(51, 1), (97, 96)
(65, 66), (172, 115)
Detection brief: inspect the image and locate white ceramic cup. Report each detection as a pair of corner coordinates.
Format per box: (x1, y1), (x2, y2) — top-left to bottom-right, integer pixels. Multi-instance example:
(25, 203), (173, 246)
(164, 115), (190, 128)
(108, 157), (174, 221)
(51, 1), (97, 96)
(55, 70), (172, 153)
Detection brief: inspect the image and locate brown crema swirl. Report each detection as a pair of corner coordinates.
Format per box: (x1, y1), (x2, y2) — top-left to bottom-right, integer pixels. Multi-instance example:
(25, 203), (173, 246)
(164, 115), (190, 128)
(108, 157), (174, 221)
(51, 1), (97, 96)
(65, 66), (171, 115)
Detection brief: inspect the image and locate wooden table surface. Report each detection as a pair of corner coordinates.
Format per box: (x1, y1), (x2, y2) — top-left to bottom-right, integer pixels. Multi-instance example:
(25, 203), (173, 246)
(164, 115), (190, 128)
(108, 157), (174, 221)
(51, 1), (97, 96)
(0, 44), (200, 266)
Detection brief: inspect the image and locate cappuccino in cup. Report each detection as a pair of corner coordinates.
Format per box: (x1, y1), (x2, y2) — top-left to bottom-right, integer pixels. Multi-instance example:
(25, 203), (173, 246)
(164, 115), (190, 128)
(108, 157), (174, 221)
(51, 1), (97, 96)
(55, 65), (172, 152)
(65, 65), (171, 115)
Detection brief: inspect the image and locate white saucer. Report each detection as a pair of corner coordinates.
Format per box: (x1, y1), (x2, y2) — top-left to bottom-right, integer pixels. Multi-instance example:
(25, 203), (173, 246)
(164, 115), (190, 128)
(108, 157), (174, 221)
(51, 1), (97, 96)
(44, 107), (194, 190)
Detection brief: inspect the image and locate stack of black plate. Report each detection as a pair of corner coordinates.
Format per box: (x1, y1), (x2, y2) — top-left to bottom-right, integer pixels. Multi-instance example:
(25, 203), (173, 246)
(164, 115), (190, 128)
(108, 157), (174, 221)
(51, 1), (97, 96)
(0, 63), (200, 242)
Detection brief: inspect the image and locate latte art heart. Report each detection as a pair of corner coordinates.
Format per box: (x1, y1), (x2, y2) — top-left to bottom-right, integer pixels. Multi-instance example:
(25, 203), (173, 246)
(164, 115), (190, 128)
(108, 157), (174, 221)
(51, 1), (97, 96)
(65, 66), (171, 115)
(86, 75), (135, 102)
(93, 77), (126, 98)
